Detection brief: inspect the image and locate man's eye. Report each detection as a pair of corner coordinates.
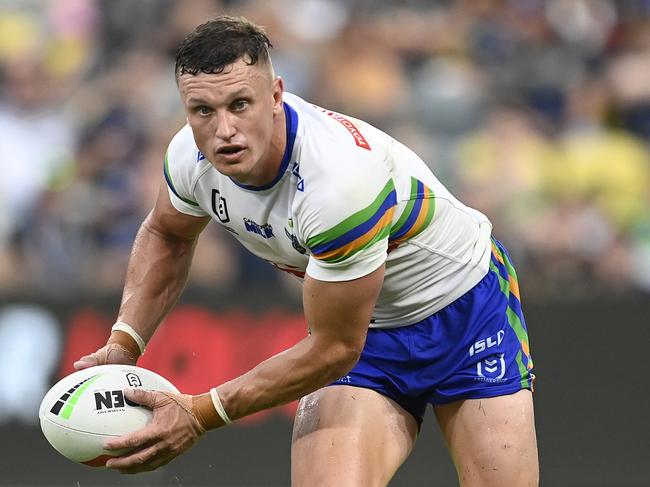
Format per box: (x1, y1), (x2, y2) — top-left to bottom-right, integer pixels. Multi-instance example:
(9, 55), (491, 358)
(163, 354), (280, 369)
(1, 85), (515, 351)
(232, 100), (248, 111)
(196, 106), (212, 115)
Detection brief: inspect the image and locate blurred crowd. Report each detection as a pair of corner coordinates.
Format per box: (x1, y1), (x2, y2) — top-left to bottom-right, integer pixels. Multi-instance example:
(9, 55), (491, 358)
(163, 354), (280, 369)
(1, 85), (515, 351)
(1, 0), (650, 301)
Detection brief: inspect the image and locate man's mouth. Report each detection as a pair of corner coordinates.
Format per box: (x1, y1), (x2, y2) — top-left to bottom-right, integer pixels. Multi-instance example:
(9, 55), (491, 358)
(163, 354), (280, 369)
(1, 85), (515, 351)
(216, 144), (246, 159)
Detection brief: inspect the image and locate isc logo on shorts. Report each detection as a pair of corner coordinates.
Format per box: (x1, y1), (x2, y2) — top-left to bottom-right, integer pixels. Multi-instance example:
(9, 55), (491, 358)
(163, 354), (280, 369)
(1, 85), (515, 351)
(470, 330), (507, 382)
(476, 354), (506, 382)
(469, 330), (504, 357)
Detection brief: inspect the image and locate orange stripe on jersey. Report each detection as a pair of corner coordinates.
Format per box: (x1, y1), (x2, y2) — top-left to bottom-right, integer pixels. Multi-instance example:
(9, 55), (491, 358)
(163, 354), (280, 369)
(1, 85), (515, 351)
(316, 207), (395, 262)
(394, 194), (431, 243)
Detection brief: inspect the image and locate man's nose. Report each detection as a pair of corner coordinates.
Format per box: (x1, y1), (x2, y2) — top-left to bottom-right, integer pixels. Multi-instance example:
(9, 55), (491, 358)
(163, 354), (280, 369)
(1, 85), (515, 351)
(215, 111), (236, 140)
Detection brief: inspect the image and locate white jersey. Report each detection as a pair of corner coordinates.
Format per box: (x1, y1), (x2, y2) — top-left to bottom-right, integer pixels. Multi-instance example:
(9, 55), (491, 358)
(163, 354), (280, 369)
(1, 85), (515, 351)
(164, 93), (492, 327)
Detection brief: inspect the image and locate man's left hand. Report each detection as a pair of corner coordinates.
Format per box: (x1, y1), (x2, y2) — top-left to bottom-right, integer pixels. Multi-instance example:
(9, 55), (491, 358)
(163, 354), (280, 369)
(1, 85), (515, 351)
(103, 388), (206, 474)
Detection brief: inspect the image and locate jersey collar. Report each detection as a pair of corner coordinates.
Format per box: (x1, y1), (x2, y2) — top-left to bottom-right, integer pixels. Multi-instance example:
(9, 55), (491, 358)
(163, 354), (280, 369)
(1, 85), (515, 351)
(230, 101), (298, 192)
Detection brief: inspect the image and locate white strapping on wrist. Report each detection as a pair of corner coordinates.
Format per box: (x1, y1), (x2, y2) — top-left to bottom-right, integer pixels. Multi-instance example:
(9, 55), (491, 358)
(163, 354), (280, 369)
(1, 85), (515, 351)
(210, 387), (233, 425)
(111, 321), (146, 355)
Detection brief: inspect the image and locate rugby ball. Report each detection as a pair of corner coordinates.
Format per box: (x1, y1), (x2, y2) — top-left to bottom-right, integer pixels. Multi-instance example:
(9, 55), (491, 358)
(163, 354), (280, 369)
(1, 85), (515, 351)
(39, 364), (179, 467)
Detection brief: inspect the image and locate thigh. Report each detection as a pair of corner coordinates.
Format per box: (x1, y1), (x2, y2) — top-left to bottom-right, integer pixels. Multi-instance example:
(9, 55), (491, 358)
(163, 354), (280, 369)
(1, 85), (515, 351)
(434, 390), (539, 487)
(291, 385), (418, 487)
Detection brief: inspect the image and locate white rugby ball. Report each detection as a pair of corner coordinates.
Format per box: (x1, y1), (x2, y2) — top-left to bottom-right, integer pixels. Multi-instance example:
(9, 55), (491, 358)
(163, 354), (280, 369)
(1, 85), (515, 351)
(39, 364), (179, 467)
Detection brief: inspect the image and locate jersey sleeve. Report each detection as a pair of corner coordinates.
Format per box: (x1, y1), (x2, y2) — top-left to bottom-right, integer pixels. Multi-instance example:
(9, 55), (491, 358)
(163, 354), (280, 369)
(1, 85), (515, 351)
(299, 176), (397, 282)
(163, 127), (209, 217)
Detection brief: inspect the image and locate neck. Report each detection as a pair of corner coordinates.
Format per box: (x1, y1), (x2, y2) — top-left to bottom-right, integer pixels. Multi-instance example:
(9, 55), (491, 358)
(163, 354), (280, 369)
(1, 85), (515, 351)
(269, 104), (288, 174)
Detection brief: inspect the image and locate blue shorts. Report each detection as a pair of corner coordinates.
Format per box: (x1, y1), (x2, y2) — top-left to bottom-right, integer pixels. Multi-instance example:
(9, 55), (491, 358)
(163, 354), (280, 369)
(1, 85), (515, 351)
(328, 238), (534, 426)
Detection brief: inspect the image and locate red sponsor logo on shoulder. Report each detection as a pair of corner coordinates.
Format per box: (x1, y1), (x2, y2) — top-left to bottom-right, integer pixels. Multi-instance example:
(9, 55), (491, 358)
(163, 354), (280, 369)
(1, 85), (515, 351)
(313, 105), (371, 151)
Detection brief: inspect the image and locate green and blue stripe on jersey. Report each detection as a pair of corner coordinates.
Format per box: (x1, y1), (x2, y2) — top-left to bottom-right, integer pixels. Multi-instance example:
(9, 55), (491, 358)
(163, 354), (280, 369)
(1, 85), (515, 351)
(389, 177), (435, 245)
(164, 151), (200, 207)
(307, 177), (436, 264)
(307, 180), (397, 263)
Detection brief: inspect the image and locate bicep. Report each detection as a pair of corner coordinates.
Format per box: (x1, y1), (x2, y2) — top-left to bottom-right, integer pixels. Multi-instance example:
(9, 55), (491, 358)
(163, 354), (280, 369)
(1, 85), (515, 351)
(303, 264), (385, 352)
(144, 179), (211, 242)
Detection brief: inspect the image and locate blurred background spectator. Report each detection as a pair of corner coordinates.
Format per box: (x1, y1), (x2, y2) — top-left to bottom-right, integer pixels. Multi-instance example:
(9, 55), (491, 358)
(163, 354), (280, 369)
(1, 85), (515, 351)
(1, 0), (650, 301)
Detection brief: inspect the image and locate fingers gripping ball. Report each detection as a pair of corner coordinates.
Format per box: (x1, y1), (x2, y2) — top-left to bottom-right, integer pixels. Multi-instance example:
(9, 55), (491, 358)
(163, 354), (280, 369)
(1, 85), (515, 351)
(39, 365), (179, 467)
(101, 389), (207, 473)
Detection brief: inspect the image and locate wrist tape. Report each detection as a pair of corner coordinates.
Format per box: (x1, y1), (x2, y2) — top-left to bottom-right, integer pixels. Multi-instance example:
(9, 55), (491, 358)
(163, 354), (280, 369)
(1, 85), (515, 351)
(111, 321), (146, 356)
(210, 387), (232, 425)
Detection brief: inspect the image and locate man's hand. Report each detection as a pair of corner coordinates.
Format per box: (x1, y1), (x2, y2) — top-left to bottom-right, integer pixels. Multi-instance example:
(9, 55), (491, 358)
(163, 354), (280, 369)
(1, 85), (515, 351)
(103, 388), (210, 474)
(73, 330), (141, 370)
(73, 343), (135, 370)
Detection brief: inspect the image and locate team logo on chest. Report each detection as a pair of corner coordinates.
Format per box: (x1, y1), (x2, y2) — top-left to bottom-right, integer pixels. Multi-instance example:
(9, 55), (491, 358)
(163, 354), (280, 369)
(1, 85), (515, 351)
(244, 218), (274, 239)
(211, 189), (230, 223)
(285, 218), (307, 254)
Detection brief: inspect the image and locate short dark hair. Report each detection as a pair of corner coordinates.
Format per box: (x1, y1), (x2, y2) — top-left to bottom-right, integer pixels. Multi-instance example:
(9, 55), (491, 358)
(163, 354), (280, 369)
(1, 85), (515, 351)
(174, 16), (273, 79)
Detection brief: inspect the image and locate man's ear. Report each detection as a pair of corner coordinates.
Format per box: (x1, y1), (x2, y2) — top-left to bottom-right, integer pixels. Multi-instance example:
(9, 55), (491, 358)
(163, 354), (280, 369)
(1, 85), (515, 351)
(272, 76), (285, 114)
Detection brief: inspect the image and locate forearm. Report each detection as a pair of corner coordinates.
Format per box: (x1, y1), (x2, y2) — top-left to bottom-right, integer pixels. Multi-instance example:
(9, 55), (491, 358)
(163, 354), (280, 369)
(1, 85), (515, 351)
(213, 334), (359, 422)
(116, 215), (197, 343)
(191, 266), (383, 429)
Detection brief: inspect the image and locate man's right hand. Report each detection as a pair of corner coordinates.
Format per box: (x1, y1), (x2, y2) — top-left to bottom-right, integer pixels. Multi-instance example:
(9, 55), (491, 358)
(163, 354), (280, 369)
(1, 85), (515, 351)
(73, 330), (141, 370)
